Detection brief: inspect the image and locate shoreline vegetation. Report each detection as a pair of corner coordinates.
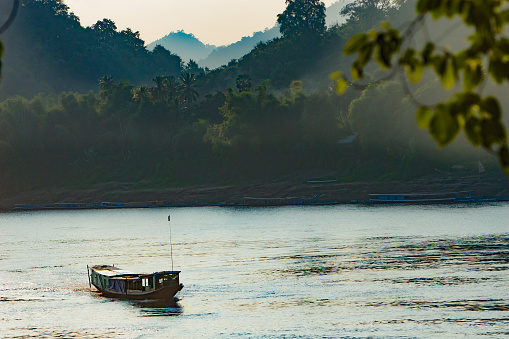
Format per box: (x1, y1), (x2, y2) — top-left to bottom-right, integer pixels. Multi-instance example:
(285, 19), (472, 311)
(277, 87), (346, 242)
(2, 173), (508, 212)
(2, 1), (509, 208)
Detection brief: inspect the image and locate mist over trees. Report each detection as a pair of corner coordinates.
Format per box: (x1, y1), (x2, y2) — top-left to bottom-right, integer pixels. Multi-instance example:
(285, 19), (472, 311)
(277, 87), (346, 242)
(0, 0), (506, 196)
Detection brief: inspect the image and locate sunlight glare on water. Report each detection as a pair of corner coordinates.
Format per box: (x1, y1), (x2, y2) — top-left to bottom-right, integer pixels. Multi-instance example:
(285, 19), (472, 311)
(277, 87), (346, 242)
(0, 204), (508, 338)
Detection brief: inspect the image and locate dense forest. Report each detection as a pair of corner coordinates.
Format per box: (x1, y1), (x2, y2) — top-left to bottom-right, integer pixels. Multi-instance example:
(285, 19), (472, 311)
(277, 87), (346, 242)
(0, 0), (506, 196)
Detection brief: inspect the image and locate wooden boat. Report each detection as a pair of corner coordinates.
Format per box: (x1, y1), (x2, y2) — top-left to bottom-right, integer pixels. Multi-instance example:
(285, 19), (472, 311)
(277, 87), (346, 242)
(367, 191), (474, 204)
(88, 265), (183, 300)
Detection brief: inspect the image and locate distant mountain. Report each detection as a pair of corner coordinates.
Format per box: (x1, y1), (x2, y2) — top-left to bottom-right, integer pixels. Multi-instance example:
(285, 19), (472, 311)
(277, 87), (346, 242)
(146, 30), (216, 63)
(199, 27), (281, 69)
(198, 2), (350, 69)
(147, 1), (351, 69)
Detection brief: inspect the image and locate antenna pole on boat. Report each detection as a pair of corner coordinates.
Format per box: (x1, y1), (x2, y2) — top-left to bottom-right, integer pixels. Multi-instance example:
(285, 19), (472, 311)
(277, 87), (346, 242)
(168, 215), (174, 271)
(87, 265), (91, 288)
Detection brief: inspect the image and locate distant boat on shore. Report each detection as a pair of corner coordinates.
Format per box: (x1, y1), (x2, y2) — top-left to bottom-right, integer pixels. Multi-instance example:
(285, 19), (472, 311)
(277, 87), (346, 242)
(366, 191), (474, 204)
(12, 200), (164, 211)
(87, 265), (183, 300)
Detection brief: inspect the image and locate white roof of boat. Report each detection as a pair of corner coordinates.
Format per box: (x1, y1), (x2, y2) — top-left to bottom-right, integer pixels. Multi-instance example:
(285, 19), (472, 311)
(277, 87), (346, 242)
(90, 265), (135, 277)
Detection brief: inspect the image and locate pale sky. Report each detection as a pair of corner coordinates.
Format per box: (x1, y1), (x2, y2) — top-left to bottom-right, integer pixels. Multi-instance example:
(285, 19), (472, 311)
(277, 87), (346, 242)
(64, 0), (340, 46)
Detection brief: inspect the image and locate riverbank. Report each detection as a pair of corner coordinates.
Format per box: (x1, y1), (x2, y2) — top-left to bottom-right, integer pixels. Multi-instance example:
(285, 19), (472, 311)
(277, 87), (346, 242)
(1, 172), (509, 211)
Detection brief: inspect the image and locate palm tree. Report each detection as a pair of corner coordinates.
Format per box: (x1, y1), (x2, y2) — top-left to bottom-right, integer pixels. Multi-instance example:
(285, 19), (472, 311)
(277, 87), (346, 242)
(151, 75), (166, 102)
(151, 75), (177, 104)
(178, 72), (199, 107)
(133, 85), (151, 103)
(99, 75), (115, 100)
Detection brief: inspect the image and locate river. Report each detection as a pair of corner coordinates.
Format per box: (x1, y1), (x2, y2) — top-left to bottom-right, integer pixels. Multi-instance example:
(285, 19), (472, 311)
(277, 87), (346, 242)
(1, 204), (508, 338)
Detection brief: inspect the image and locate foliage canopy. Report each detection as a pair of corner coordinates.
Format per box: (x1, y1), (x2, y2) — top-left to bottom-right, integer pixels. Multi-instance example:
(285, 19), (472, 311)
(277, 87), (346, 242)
(333, 0), (509, 175)
(277, 0), (327, 39)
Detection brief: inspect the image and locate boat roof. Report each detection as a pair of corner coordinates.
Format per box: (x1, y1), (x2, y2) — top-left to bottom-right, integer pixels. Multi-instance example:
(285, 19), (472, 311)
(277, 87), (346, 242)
(89, 265), (135, 277)
(89, 265), (180, 277)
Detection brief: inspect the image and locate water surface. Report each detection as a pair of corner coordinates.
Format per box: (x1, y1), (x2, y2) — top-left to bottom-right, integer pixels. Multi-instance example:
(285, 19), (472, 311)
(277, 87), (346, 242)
(1, 204), (508, 337)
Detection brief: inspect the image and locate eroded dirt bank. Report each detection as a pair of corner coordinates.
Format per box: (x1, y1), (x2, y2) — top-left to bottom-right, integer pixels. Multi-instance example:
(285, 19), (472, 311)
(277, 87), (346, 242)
(1, 173), (508, 210)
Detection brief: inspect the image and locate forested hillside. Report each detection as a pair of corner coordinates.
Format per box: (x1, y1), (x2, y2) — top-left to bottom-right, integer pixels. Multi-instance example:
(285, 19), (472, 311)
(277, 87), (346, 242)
(0, 0), (505, 197)
(0, 0), (182, 100)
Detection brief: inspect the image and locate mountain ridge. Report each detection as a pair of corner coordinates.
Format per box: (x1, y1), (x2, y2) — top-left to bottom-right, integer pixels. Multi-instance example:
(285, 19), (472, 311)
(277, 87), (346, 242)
(147, 1), (350, 69)
(146, 30), (216, 63)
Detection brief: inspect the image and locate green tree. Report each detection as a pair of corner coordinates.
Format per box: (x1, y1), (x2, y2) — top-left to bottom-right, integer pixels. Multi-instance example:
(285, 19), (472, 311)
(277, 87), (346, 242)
(119, 28), (145, 52)
(341, 0), (399, 31)
(348, 81), (406, 154)
(184, 59), (204, 75)
(92, 18), (117, 42)
(333, 0), (509, 175)
(99, 78), (135, 160)
(236, 74), (252, 92)
(151, 75), (177, 104)
(277, 0), (326, 39)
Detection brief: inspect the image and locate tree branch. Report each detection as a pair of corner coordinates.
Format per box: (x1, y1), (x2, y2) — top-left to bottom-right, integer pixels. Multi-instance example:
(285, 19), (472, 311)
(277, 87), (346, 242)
(0, 0), (19, 35)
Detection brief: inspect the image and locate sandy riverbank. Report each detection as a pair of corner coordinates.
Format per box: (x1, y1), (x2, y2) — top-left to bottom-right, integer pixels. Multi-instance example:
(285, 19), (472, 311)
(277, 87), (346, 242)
(1, 173), (508, 211)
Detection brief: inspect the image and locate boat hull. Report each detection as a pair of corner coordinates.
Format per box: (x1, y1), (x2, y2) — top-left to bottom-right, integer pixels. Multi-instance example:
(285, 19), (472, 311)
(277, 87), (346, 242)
(92, 281), (183, 300)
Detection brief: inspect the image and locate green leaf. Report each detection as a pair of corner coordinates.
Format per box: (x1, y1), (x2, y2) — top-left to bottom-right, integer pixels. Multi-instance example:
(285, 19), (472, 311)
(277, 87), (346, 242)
(444, 0), (464, 17)
(488, 58), (506, 84)
(358, 42), (374, 68)
(433, 55), (445, 76)
(406, 62), (424, 83)
(400, 48), (416, 64)
(336, 77), (348, 94)
(481, 97), (501, 120)
(454, 92), (480, 116)
(330, 71), (342, 80)
(376, 46), (390, 69)
(464, 59), (483, 91)
(416, 106), (432, 129)
(374, 30), (401, 70)
(421, 42), (435, 64)
(440, 57), (456, 89)
(344, 33), (367, 55)
(416, 0), (442, 14)
(429, 105), (460, 146)
(352, 60), (364, 80)
(465, 117), (482, 146)
(499, 9), (509, 24)
(481, 119), (507, 148)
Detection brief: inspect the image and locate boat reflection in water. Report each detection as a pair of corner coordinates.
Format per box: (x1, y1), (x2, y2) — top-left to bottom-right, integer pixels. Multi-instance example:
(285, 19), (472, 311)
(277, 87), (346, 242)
(130, 298), (183, 317)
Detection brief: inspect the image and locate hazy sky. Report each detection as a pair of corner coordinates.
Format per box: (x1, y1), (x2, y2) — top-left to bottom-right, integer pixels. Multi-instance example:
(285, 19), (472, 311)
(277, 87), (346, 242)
(65, 0), (340, 46)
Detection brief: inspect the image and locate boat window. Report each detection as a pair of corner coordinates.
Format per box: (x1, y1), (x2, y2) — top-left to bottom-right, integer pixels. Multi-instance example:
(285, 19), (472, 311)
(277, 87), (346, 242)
(142, 278), (149, 287)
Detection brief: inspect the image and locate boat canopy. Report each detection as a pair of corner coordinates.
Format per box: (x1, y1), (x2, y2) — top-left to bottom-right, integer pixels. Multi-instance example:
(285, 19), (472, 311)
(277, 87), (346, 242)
(90, 265), (134, 277)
